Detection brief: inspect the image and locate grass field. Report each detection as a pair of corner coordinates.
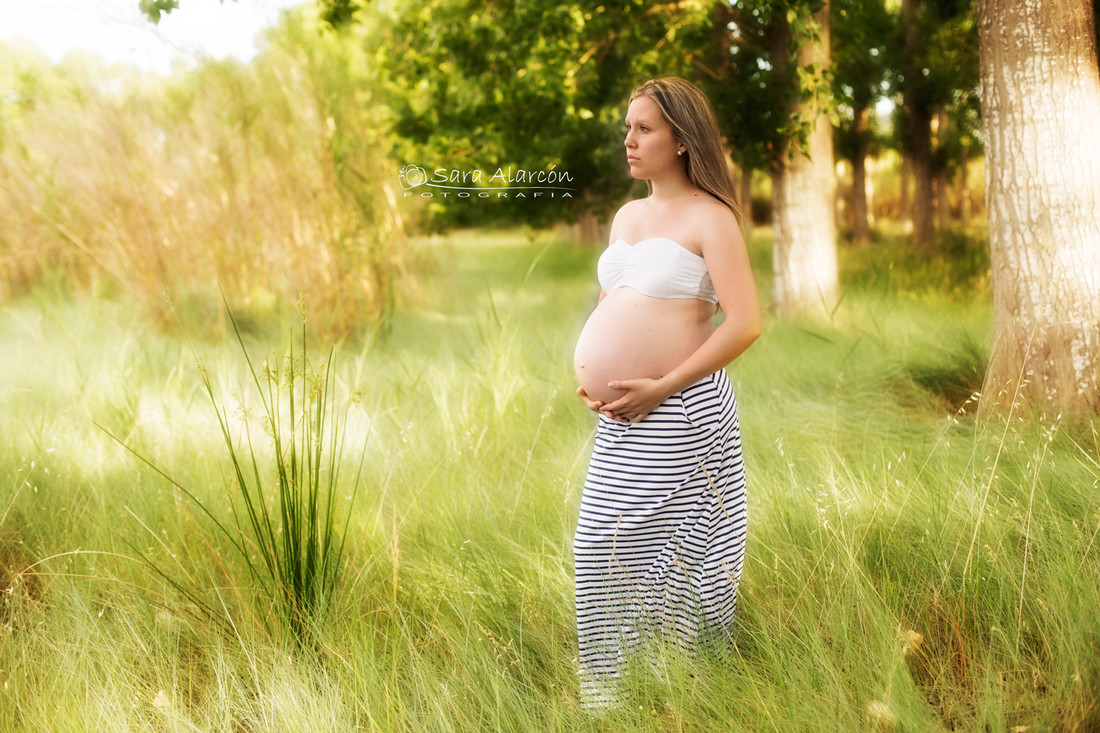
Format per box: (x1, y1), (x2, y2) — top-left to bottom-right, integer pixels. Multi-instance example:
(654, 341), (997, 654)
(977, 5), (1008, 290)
(2, 227), (1098, 731)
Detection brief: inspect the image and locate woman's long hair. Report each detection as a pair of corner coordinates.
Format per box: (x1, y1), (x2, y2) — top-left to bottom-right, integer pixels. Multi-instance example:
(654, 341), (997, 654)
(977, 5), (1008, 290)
(630, 77), (742, 223)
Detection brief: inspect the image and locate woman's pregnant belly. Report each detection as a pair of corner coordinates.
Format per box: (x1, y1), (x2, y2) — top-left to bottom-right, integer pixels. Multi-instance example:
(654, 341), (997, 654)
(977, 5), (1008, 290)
(573, 288), (714, 404)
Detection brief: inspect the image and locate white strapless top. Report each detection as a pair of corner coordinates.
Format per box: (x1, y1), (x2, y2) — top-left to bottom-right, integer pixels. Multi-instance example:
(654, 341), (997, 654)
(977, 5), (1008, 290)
(597, 238), (717, 304)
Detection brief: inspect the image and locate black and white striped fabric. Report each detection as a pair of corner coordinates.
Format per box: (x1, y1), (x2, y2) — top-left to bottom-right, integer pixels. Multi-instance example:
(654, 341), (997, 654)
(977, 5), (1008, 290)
(573, 369), (747, 708)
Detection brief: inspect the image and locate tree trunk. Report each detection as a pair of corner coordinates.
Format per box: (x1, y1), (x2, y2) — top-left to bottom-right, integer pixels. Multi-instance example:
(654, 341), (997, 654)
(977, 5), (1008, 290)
(866, 154), (876, 230)
(771, 4), (839, 315)
(899, 155), (910, 223)
(934, 166), (950, 230)
(908, 110), (935, 246)
(934, 108), (951, 230)
(902, 0), (935, 249)
(977, 0), (1100, 416)
(956, 149), (971, 226)
(738, 163), (754, 243)
(850, 103), (871, 245)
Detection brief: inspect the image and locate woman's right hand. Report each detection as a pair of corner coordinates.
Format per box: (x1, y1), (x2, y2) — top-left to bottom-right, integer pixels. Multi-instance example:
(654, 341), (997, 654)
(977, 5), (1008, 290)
(576, 387), (604, 413)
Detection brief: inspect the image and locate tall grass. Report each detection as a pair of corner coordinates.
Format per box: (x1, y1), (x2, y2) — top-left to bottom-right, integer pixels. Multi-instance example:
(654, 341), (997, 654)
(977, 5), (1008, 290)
(1, 229), (1098, 731)
(101, 301), (365, 644)
(0, 9), (413, 338)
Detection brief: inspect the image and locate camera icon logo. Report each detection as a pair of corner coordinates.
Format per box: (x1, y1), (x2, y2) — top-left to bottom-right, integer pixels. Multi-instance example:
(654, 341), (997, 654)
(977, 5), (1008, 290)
(399, 164), (428, 190)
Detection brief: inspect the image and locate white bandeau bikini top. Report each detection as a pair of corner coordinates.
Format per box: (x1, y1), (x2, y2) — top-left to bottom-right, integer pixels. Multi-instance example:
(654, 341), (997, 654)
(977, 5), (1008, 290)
(597, 237), (718, 304)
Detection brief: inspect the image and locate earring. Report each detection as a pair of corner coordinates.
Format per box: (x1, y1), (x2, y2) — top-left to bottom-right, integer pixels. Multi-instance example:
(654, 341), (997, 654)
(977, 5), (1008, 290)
(677, 150), (683, 156)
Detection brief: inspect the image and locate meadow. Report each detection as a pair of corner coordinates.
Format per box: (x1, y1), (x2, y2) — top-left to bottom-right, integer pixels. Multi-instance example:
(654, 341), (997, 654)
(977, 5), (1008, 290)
(1, 226), (1098, 731)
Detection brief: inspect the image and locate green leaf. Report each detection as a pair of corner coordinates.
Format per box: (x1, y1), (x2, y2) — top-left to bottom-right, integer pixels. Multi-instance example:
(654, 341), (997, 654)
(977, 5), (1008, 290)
(138, 0), (181, 24)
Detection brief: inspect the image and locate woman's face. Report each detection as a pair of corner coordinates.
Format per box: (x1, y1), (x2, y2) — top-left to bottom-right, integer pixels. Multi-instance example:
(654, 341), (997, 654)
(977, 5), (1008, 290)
(624, 94), (682, 181)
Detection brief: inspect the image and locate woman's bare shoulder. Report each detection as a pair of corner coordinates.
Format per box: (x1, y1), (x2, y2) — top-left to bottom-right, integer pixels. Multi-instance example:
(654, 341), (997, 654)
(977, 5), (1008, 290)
(683, 197), (742, 259)
(608, 198), (647, 241)
(689, 191), (736, 218)
(614, 197), (648, 219)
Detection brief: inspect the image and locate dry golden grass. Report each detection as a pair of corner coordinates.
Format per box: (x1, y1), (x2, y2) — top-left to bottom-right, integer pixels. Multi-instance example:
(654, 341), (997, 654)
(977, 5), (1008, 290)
(0, 14), (414, 338)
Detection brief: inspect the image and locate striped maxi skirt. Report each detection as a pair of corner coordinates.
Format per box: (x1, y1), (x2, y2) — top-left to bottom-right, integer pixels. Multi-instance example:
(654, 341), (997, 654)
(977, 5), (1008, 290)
(573, 369), (748, 708)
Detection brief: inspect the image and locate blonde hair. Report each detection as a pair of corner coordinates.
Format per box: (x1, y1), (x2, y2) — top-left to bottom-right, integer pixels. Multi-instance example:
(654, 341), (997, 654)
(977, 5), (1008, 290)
(630, 76), (742, 223)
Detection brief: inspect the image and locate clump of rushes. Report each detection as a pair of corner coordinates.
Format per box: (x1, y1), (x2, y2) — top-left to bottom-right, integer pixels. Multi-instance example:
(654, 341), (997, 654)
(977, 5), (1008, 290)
(109, 302), (365, 644)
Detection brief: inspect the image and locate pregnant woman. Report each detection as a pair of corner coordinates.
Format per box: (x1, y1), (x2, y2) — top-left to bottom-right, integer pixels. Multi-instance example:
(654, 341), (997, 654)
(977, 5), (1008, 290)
(572, 76), (762, 708)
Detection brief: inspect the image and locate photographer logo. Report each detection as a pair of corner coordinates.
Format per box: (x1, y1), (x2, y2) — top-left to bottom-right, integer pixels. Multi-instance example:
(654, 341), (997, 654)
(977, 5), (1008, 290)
(398, 165), (429, 190)
(397, 164), (576, 200)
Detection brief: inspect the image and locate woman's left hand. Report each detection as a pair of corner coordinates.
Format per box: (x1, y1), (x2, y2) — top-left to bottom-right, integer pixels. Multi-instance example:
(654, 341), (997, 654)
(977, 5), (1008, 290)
(599, 378), (671, 423)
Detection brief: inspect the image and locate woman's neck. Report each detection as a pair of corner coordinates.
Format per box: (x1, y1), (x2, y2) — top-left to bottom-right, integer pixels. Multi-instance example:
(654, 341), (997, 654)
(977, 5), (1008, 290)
(648, 171), (696, 202)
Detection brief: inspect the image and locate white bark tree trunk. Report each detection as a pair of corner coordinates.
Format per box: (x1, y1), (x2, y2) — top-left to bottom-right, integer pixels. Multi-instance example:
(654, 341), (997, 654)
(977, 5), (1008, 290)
(771, 4), (839, 315)
(977, 0), (1100, 415)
